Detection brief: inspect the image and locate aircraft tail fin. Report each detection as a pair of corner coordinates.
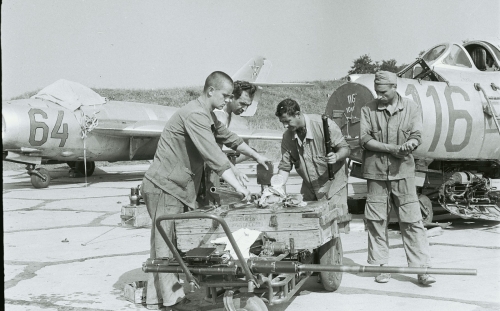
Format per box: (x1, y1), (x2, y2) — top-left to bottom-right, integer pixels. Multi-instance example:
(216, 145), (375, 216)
(232, 56), (270, 83)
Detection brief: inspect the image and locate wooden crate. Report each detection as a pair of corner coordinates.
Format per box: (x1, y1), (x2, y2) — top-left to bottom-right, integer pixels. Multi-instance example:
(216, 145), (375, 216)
(175, 201), (350, 252)
(123, 281), (147, 304)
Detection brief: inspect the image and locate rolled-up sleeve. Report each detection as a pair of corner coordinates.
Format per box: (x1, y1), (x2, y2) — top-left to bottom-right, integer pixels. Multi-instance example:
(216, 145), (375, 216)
(185, 112), (232, 175)
(278, 137), (294, 172)
(407, 103), (423, 145)
(211, 113), (244, 150)
(360, 106), (374, 149)
(328, 118), (349, 150)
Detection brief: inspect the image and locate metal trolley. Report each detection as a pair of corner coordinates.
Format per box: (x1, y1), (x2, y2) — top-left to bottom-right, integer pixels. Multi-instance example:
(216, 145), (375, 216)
(143, 212), (477, 311)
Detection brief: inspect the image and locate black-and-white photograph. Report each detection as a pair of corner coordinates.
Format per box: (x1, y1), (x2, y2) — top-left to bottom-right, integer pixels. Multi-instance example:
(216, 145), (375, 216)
(2, 1), (499, 310)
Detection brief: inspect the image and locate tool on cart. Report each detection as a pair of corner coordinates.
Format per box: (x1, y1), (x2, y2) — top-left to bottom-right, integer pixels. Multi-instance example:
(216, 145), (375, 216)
(322, 114), (335, 180)
(143, 213), (477, 311)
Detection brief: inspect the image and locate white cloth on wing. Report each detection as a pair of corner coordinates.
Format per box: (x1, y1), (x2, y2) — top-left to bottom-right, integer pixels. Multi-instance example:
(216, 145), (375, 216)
(32, 79), (106, 111)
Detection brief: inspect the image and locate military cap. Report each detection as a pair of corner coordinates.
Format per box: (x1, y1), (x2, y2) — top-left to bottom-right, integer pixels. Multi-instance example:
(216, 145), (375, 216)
(374, 71), (397, 85)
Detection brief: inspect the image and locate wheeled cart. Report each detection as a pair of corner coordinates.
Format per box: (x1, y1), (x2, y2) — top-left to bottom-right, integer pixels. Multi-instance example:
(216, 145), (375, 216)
(143, 201), (476, 311)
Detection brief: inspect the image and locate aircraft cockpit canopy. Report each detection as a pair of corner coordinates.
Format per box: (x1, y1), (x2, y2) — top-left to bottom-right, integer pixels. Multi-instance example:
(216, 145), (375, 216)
(464, 41), (500, 72)
(399, 40), (500, 82)
(441, 44), (473, 68)
(422, 44), (446, 64)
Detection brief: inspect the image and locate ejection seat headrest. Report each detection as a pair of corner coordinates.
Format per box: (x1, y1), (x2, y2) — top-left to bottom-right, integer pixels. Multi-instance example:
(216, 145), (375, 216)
(471, 48), (487, 71)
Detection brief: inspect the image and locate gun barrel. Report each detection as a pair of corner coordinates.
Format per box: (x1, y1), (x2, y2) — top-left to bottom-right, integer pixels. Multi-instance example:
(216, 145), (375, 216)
(298, 264), (477, 276)
(248, 260), (476, 276)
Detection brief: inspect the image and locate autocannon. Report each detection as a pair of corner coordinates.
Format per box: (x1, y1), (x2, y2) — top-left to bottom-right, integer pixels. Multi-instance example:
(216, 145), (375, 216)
(143, 212), (477, 311)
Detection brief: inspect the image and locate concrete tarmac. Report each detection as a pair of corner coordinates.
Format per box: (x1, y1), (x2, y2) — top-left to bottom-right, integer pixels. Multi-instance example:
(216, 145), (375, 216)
(3, 163), (500, 311)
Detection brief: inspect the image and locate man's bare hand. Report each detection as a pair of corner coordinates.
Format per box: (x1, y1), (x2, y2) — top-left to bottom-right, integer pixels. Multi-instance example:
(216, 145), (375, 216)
(238, 187), (252, 201)
(232, 166), (249, 186)
(399, 139), (418, 153)
(326, 152), (338, 164)
(387, 144), (406, 158)
(254, 154), (271, 170)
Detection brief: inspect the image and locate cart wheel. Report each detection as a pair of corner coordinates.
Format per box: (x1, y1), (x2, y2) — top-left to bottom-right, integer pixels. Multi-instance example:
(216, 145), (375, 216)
(318, 236), (343, 292)
(31, 168), (51, 188)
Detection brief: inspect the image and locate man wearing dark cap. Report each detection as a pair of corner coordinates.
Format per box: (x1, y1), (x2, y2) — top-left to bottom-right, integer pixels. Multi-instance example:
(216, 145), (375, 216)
(142, 71), (270, 310)
(359, 71), (435, 285)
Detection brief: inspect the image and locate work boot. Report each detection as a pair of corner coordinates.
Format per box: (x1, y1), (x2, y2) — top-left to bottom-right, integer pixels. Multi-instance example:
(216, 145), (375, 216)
(417, 274), (436, 285)
(168, 298), (201, 311)
(375, 273), (391, 283)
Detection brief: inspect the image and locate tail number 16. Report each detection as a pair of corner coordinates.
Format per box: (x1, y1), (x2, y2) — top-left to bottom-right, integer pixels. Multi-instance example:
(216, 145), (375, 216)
(405, 84), (472, 152)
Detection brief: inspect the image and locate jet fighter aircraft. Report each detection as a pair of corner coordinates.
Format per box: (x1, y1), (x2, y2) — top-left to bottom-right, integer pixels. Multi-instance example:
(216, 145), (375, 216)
(326, 40), (500, 221)
(3, 56), (311, 188)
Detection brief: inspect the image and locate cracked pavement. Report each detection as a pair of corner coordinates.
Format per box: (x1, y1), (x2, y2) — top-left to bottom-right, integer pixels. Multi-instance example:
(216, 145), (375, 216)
(3, 163), (500, 311)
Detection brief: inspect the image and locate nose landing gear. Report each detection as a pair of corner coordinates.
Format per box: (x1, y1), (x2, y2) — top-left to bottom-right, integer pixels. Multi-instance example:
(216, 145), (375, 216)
(26, 164), (51, 188)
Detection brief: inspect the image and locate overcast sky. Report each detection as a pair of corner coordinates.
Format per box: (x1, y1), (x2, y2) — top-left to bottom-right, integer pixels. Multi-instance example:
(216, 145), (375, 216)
(2, 0), (499, 99)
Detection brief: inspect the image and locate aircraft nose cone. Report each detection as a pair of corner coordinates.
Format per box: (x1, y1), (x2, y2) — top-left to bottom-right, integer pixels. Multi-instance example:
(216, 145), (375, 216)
(2, 113), (6, 141)
(2, 107), (17, 150)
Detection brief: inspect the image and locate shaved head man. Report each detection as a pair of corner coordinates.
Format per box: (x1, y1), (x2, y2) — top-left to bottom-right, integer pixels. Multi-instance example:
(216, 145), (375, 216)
(142, 71), (269, 310)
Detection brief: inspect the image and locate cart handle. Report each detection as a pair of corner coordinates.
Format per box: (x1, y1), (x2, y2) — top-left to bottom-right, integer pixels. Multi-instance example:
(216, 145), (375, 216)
(155, 213), (258, 291)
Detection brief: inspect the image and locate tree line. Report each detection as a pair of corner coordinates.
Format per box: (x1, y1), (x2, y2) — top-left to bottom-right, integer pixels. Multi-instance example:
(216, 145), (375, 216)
(348, 55), (408, 74)
(348, 51), (426, 75)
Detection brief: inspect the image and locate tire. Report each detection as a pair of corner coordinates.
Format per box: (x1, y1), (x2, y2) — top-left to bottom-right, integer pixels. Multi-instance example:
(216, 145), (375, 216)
(318, 236), (343, 292)
(66, 161), (76, 168)
(419, 194), (433, 225)
(74, 161), (95, 177)
(31, 168), (51, 188)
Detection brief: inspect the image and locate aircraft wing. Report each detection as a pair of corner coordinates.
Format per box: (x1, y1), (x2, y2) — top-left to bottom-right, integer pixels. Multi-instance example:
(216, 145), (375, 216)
(92, 120), (166, 137)
(236, 129), (283, 141)
(93, 119), (282, 141)
(252, 82), (314, 87)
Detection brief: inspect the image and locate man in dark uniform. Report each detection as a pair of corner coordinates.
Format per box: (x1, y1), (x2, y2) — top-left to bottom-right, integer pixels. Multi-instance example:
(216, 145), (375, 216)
(142, 71), (269, 310)
(359, 70), (435, 285)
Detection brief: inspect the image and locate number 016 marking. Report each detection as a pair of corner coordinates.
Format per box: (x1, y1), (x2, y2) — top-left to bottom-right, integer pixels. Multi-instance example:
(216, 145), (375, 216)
(405, 84), (472, 152)
(28, 108), (69, 147)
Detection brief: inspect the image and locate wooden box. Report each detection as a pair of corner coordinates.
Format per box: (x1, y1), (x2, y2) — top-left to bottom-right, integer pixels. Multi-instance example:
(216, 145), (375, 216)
(121, 204), (151, 228)
(123, 281), (147, 304)
(175, 201), (351, 252)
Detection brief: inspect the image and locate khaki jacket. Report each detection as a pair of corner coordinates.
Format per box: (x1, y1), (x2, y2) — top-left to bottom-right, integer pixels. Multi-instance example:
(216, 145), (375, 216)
(145, 97), (243, 209)
(278, 114), (349, 201)
(359, 94), (422, 180)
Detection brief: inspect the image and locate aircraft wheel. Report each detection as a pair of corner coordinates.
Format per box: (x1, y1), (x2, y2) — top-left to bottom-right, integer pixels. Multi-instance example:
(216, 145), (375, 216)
(31, 168), (51, 188)
(318, 236), (343, 292)
(66, 161), (76, 168)
(419, 194), (434, 225)
(75, 161), (96, 177)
